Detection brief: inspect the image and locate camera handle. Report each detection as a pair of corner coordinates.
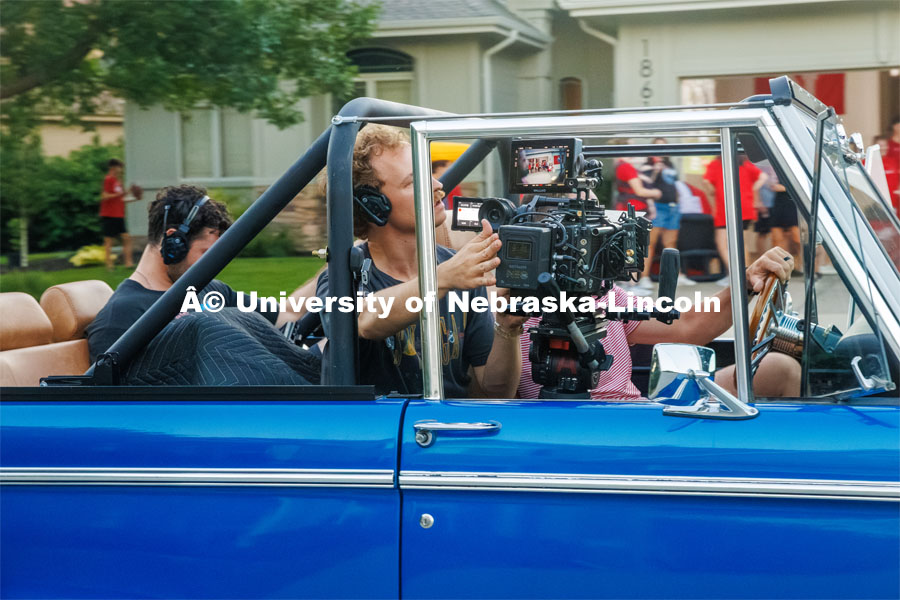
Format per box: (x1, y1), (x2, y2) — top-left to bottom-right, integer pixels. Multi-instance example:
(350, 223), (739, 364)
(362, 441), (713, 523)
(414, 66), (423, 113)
(537, 272), (600, 373)
(609, 248), (683, 325)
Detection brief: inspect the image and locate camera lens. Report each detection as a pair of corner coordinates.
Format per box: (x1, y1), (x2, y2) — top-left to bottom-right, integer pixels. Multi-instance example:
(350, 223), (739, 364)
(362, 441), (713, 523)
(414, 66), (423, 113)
(478, 198), (517, 230)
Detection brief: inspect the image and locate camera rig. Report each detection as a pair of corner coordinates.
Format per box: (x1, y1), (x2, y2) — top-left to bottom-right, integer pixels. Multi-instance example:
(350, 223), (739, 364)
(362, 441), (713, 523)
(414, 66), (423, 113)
(452, 138), (681, 399)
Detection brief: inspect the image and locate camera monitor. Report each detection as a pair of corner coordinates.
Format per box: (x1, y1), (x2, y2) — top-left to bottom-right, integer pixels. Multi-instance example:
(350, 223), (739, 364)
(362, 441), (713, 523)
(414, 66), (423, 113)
(452, 197), (484, 231)
(509, 138), (582, 194)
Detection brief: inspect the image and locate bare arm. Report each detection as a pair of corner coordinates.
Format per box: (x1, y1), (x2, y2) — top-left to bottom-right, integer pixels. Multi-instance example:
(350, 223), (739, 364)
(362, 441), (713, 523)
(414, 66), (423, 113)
(753, 171), (769, 192)
(275, 265), (326, 327)
(702, 179), (718, 218)
(469, 288), (528, 398)
(470, 330), (521, 398)
(358, 221), (501, 340)
(627, 176), (662, 201)
(752, 171), (769, 210)
(100, 190), (123, 201)
(628, 247), (794, 346)
(629, 286), (733, 346)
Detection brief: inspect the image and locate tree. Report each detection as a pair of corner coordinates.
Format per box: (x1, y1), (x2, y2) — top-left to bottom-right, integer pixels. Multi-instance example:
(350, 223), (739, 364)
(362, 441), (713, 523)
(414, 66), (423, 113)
(0, 0), (379, 263)
(0, 0), (380, 129)
(0, 120), (46, 267)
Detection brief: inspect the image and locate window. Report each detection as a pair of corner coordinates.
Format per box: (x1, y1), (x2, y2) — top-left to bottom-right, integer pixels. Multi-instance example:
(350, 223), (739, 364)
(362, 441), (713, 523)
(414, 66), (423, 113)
(180, 108), (253, 179)
(333, 48), (414, 113)
(732, 131), (897, 401)
(560, 77), (583, 110)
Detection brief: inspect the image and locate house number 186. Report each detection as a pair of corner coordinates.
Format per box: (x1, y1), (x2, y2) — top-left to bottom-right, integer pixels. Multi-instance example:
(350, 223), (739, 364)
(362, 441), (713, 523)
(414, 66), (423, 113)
(640, 39), (653, 105)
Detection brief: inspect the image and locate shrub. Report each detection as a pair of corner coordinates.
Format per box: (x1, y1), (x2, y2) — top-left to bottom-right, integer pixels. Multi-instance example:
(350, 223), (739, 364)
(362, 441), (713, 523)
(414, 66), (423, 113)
(210, 187), (300, 258)
(33, 141), (124, 251)
(239, 227), (296, 258)
(0, 129), (46, 256)
(1, 138), (124, 254)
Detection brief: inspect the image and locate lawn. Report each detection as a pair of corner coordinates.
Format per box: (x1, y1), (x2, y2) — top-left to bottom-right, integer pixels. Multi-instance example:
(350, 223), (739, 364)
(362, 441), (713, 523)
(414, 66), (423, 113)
(0, 256), (324, 299)
(0, 251), (73, 267)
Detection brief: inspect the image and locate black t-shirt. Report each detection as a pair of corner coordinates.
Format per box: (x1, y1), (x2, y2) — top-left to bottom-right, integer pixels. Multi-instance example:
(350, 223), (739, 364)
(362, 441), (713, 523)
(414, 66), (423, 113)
(86, 278), (278, 362)
(641, 160), (679, 204)
(316, 244), (494, 398)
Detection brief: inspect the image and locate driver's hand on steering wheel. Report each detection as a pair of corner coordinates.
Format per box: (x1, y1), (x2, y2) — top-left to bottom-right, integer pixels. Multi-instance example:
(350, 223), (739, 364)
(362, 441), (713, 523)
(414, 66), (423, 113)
(746, 247), (794, 293)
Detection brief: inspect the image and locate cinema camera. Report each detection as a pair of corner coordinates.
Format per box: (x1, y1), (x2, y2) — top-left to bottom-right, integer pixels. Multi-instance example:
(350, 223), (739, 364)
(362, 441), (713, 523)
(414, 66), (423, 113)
(452, 138), (680, 399)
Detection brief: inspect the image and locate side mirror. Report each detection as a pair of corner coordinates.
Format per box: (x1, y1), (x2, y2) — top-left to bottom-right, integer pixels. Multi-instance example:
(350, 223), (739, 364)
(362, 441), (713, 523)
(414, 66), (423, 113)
(649, 343), (759, 420)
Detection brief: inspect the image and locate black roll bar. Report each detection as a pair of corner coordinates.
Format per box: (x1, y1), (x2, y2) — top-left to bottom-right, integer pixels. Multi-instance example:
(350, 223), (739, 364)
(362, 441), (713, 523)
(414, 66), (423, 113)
(583, 143), (724, 158)
(323, 119), (361, 386)
(322, 99), (455, 385)
(437, 139), (498, 192)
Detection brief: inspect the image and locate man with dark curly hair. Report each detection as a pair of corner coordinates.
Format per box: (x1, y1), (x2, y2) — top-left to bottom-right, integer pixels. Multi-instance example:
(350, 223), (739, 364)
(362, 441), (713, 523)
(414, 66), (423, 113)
(86, 184), (276, 361)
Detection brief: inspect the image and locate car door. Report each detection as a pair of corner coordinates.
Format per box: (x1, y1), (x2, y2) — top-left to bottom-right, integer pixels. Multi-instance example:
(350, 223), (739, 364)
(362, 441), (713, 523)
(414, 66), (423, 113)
(400, 121), (900, 599)
(399, 399), (899, 599)
(1, 387), (404, 599)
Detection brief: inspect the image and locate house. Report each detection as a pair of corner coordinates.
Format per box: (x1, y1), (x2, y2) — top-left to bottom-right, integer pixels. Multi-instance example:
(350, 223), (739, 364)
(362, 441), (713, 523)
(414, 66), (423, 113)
(124, 0), (899, 246)
(39, 93), (124, 158)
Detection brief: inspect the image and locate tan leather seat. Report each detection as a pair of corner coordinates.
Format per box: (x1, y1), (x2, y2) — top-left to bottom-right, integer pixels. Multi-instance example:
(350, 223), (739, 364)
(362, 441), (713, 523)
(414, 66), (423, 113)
(0, 281), (114, 386)
(40, 280), (113, 342)
(0, 292), (54, 352)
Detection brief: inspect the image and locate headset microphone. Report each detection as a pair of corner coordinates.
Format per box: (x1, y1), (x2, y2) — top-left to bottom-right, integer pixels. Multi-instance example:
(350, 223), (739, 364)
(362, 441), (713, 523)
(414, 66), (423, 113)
(160, 195), (210, 265)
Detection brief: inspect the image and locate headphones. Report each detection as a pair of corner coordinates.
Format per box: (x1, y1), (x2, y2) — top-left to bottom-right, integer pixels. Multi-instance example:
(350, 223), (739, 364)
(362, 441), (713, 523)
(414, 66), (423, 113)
(353, 185), (392, 226)
(160, 195), (210, 265)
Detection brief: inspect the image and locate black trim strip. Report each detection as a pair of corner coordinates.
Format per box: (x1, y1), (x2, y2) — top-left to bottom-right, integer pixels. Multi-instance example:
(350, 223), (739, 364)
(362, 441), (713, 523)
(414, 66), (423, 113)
(0, 385), (378, 402)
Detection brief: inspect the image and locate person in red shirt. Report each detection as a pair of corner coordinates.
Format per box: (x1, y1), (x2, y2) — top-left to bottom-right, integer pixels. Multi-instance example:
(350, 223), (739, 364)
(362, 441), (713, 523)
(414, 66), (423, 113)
(703, 156), (767, 281)
(876, 133), (900, 217)
(614, 156), (661, 216)
(100, 158), (135, 270)
(889, 117), (900, 163)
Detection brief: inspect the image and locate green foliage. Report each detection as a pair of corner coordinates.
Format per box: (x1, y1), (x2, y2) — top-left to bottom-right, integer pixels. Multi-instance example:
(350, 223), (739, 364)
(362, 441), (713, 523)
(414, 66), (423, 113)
(211, 187), (300, 258)
(0, 139), (123, 252)
(240, 227), (297, 258)
(34, 141), (124, 251)
(211, 187), (255, 220)
(0, 124), (46, 220)
(1, 0), (380, 129)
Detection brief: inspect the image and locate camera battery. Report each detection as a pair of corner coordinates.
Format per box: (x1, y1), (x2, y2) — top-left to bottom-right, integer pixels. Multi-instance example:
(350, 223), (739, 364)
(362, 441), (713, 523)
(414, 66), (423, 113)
(497, 225), (552, 291)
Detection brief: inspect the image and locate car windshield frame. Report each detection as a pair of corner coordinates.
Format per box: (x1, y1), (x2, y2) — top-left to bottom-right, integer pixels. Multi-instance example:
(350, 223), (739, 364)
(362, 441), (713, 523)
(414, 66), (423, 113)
(793, 109), (900, 275)
(402, 92), (900, 402)
(767, 101), (900, 358)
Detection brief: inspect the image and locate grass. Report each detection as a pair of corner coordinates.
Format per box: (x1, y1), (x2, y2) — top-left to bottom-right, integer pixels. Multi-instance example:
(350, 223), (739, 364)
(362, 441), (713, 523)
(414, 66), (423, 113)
(0, 250), (73, 267)
(0, 256), (325, 299)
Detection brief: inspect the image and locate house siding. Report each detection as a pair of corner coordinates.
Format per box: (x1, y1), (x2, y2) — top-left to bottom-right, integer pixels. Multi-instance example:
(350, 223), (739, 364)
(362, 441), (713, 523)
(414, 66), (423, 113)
(611, 2), (900, 107)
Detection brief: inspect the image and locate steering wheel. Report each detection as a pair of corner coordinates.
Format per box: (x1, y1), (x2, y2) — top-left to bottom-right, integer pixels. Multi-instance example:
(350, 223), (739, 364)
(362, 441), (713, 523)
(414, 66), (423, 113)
(748, 273), (786, 376)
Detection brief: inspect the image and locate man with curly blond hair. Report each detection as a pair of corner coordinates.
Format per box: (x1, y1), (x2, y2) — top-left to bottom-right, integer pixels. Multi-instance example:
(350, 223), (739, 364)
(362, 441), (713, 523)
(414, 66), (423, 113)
(317, 125), (526, 397)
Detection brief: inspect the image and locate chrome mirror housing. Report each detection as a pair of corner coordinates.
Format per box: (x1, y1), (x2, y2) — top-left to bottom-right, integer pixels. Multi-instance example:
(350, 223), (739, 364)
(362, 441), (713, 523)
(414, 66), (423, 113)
(649, 344), (759, 420)
(648, 344), (715, 406)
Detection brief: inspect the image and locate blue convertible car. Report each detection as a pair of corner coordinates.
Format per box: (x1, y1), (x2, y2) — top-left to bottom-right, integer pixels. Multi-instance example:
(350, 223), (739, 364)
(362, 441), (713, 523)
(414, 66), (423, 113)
(1, 77), (898, 599)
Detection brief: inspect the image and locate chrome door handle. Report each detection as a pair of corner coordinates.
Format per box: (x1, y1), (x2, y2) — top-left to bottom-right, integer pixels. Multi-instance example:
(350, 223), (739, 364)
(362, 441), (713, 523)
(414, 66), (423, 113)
(413, 420), (501, 447)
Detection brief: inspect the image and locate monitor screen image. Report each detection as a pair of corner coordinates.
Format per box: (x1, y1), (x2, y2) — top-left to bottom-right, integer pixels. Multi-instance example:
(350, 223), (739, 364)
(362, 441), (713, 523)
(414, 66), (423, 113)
(509, 138), (580, 193)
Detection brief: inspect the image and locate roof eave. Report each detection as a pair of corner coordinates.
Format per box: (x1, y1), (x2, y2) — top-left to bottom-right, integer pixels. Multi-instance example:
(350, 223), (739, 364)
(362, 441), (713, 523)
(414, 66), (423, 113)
(375, 20), (550, 48)
(557, 0), (851, 18)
